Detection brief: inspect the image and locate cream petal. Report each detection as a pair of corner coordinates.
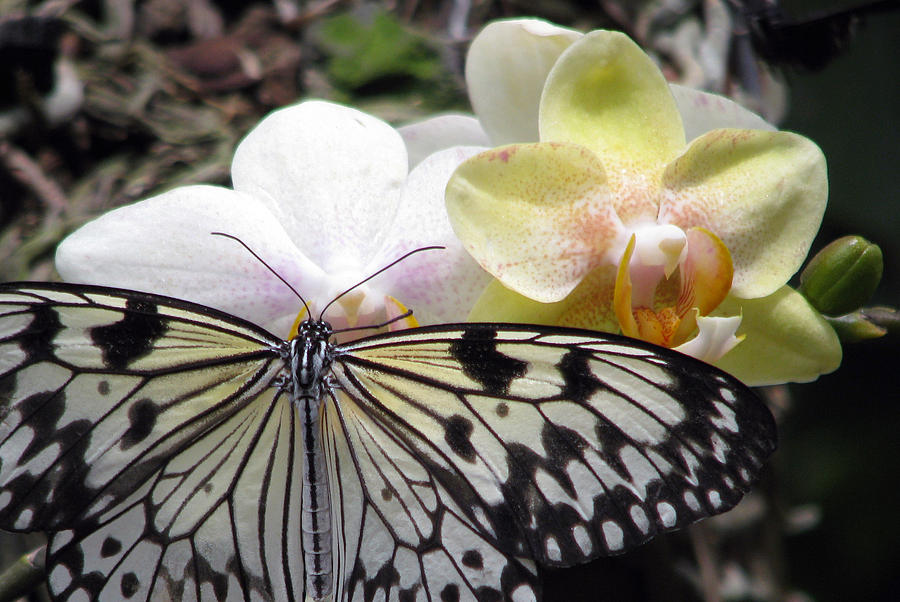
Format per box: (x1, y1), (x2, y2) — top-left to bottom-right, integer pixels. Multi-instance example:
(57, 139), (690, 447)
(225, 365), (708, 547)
(467, 279), (571, 325)
(673, 314), (743, 364)
(398, 114), (490, 169)
(446, 142), (623, 302)
(660, 129), (828, 298)
(670, 84), (775, 142)
(712, 287), (842, 385)
(467, 18), (581, 144)
(540, 30), (685, 223)
(467, 263), (621, 335)
(231, 100), (408, 274)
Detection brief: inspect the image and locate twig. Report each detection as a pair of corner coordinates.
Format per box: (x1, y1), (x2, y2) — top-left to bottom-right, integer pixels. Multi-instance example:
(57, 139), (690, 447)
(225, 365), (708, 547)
(0, 142), (68, 213)
(689, 522), (722, 602)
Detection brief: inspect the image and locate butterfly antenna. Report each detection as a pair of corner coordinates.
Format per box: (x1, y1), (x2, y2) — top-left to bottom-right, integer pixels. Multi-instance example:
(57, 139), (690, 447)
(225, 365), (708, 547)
(318, 246), (444, 321)
(331, 309), (415, 336)
(211, 232), (311, 317)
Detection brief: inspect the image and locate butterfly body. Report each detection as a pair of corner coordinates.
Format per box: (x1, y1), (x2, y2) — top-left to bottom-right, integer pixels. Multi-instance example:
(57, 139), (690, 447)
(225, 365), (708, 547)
(289, 321), (336, 601)
(0, 282), (776, 601)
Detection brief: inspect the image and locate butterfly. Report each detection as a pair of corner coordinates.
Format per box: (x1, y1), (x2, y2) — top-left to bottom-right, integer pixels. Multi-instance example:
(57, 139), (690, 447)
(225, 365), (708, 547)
(0, 279), (776, 601)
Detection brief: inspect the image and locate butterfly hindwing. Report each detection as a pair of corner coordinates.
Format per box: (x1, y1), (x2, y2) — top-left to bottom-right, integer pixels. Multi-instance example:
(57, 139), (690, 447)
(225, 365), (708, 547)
(334, 323), (776, 569)
(0, 283), (304, 601)
(46, 386), (306, 601)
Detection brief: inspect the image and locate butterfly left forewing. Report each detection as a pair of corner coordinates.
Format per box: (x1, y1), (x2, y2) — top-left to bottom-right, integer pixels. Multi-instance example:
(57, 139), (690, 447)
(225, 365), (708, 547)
(0, 284), (282, 528)
(334, 323), (776, 575)
(0, 283), (305, 601)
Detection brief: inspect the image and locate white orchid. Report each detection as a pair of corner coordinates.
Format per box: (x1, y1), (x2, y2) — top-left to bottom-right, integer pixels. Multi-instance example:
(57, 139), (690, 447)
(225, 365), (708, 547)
(56, 101), (490, 338)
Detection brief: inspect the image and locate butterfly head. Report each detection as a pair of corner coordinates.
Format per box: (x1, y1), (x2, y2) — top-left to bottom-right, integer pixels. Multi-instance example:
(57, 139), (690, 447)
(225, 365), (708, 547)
(293, 318), (334, 343)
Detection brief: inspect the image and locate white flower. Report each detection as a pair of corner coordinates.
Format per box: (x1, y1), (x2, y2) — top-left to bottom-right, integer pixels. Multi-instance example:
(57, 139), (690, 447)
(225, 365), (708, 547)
(56, 101), (490, 337)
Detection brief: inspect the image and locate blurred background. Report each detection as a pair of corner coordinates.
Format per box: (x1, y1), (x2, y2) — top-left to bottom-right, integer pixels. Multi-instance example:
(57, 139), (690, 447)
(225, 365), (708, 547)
(0, 0), (897, 600)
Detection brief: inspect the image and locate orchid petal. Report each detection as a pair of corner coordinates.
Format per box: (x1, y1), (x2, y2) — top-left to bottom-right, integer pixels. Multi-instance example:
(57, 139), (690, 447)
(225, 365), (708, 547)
(669, 84), (775, 142)
(446, 142), (624, 302)
(467, 279), (570, 325)
(712, 286), (841, 385)
(467, 19), (581, 144)
(231, 100), (408, 274)
(384, 296), (420, 331)
(673, 313), (743, 364)
(659, 129), (828, 298)
(55, 185), (322, 330)
(613, 235), (639, 338)
(667, 227), (734, 344)
(540, 31), (684, 223)
(631, 224), (688, 280)
(376, 146), (492, 324)
(680, 227), (733, 315)
(398, 114), (490, 169)
(553, 263), (621, 331)
(467, 261), (620, 333)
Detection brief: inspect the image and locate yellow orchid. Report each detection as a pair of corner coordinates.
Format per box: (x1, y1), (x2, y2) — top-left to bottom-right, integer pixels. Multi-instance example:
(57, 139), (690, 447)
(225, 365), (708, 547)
(445, 30), (840, 385)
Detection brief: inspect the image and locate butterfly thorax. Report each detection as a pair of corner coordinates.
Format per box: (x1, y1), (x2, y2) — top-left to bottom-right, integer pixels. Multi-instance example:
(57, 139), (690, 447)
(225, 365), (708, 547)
(290, 319), (335, 600)
(290, 319), (334, 398)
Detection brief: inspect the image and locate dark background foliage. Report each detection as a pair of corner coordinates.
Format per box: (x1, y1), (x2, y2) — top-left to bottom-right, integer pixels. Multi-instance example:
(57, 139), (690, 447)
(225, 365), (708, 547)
(0, 0), (897, 600)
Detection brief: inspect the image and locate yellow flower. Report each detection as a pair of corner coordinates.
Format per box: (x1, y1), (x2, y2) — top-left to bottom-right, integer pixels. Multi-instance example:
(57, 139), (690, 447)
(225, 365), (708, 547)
(446, 30), (840, 385)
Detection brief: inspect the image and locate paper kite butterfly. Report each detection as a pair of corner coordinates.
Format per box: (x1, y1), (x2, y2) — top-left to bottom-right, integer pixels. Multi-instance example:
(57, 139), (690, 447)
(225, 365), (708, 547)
(0, 274), (775, 600)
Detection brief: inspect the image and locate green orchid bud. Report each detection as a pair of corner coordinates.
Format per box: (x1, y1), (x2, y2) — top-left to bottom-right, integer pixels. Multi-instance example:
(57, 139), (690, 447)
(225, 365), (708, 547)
(800, 236), (883, 316)
(827, 311), (887, 342)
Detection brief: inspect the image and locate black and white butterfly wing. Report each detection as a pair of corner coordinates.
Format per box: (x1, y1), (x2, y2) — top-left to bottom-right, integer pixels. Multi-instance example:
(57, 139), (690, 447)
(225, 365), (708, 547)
(0, 284), (305, 601)
(0, 282), (777, 602)
(322, 386), (539, 602)
(328, 323), (776, 600)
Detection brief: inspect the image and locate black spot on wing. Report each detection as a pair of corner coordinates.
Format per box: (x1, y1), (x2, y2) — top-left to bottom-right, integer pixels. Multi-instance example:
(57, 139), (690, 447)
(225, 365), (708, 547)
(121, 398), (158, 449)
(440, 583), (460, 602)
(448, 326), (527, 395)
(461, 549), (483, 569)
(120, 571), (140, 597)
(91, 298), (167, 370)
(195, 551), (232, 600)
(100, 536), (122, 558)
(50, 537), (107, 594)
(558, 348), (603, 402)
(357, 558), (401, 601)
(0, 373), (13, 410)
(444, 414), (476, 462)
(0, 387), (102, 529)
(17, 304), (62, 361)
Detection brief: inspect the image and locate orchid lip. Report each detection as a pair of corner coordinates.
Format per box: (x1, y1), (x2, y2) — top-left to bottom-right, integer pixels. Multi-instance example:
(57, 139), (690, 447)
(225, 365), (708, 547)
(614, 226), (739, 361)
